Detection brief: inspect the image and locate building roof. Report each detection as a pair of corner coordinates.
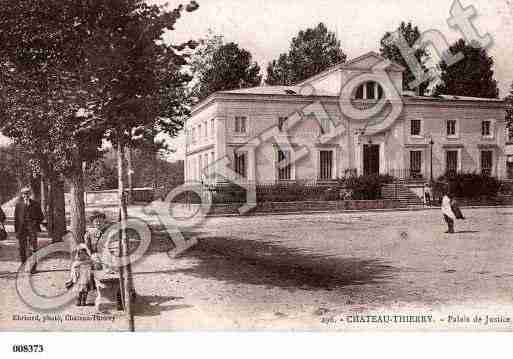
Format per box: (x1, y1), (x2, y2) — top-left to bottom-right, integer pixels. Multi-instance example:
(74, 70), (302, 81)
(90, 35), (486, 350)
(189, 51), (504, 115)
(295, 51), (406, 87)
(220, 87), (503, 103)
(401, 93), (503, 103)
(218, 85), (336, 97)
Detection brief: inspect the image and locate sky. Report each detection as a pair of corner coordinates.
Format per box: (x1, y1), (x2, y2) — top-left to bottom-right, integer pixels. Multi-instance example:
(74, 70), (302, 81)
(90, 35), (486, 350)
(2, 0), (512, 160)
(155, 0), (513, 161)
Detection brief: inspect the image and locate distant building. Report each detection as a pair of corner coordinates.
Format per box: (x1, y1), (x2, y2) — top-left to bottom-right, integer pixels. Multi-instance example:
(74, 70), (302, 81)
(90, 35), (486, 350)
(184, 52), (508, 185)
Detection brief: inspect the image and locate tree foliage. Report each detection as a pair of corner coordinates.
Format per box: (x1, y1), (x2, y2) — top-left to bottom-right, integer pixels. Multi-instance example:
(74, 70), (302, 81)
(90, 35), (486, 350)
(266, 23), (346, 85)
(189, 33), (261, 100)
(0, 144), (33, 203)
(0, 0), (198, 240)
(0, 0), (105, 167)
(379, 21), (429, 95)
(85, 148), (184, 194)
(433, 39), (499, 98)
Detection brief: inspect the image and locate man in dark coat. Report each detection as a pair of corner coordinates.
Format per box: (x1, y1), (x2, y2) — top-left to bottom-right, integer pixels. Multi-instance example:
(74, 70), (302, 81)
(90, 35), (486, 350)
(0, 205), (5, 223)
(0, 205), (6, 241)
(14, 187), (44, 273)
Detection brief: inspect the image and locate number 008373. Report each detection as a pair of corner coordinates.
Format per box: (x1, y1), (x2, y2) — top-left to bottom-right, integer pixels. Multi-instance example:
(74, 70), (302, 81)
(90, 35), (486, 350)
(12, 344), (44, 353)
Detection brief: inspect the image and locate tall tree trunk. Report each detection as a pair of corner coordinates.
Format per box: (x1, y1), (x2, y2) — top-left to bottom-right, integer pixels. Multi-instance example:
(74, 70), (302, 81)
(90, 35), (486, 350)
(30, 175), (41, 201)
(49, 177), (66, 243)
(46, 177), (55, 239)
(69, 169), (86, 242)
(41, 176), (48, 217)
(117, 141), (134, 331)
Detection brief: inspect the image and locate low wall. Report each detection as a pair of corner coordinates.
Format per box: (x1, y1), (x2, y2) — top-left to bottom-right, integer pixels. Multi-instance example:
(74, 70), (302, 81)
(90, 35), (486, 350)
(84, 188), (154, 205)
(189, 199), (402, 216)
(453, 196), (513, 207)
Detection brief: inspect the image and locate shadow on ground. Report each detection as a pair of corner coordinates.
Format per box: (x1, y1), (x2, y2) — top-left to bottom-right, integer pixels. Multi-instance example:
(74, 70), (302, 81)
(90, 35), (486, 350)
(171, 236), (398, 291)
(133, 295), (193, 317)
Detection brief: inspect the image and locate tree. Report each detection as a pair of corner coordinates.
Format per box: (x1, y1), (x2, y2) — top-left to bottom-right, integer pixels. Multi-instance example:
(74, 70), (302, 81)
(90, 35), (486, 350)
(0, 0), (104, 242)
(433, 39), (499, 98)
(84, 145), (184, 195)
(0, 0), (198, 329)
(190, 33), (261, 100)
(379, 21), (429, 95)
(266, 23), (346, 85)
(77, 0), (198, 331)
(0, 144), (32, 203)
(85, 157), (118, 191)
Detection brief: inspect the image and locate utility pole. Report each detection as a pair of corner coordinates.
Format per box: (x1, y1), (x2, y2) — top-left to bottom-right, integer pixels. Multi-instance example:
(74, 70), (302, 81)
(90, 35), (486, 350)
(126, 146), (134, 205)
(117, 140), (134, 332)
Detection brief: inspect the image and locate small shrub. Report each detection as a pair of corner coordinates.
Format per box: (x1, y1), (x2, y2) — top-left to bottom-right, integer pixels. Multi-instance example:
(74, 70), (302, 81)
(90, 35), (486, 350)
(498, 181), (513, 196)
(436, 172), (500, 199)
(342, 174), (395, 200)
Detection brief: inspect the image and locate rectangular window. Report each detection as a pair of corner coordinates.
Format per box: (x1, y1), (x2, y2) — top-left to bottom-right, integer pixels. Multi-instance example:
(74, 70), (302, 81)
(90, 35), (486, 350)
(234, 152), (246, 178)
(235, 116), (247, 133)
(447, 120), (457, 137)
(410, 119), (421, 136)
(481, 120), (491, 137)
(277, 149), (292, 181)
(319, 150), (333, 180)
(204, 121), (208, 138)
(410, 151), (422, 178)
(481, 150), (493, 176)
(278, 117), (287, 131)
(446, 150), (458, 174)
(210, 119), (215, 138)
(198, 124), (202, 140)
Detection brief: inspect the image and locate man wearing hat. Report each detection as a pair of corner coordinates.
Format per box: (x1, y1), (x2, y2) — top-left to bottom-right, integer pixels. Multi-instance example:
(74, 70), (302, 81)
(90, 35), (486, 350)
(14, 187), (44, 272)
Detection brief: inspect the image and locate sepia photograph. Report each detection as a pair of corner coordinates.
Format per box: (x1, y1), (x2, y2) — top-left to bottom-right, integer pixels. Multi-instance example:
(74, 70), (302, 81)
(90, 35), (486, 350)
(1, 0), (513, 347)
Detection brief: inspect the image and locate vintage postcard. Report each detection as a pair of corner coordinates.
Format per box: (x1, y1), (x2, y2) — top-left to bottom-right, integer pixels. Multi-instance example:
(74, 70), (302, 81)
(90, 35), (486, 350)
(1, 0), (513, 341)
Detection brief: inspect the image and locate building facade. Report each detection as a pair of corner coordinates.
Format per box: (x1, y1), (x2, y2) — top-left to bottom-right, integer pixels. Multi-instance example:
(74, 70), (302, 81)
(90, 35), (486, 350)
(185, 52), (508, 185)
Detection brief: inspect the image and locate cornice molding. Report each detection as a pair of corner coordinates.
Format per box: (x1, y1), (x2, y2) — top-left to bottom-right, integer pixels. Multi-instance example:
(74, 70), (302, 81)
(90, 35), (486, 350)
(189, 92), (505, 118)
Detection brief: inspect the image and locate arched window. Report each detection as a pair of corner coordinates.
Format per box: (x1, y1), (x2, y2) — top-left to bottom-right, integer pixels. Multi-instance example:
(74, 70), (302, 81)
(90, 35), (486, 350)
(353, 81), (384, 100)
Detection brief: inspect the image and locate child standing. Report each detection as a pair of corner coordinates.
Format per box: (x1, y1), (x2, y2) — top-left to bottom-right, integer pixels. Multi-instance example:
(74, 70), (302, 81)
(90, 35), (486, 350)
(69, 244), (94, 306)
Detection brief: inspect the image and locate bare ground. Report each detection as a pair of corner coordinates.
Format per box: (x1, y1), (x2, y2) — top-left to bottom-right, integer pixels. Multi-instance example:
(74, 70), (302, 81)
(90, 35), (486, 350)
(1, 207), (513, 331)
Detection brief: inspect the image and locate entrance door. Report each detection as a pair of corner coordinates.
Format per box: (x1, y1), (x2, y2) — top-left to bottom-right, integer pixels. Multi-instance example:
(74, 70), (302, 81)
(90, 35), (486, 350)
(363, 144), (380, 176)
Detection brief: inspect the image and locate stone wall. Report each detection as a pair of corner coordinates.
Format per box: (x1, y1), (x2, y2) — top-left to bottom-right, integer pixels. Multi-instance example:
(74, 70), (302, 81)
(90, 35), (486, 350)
(195, 199), (403, 216)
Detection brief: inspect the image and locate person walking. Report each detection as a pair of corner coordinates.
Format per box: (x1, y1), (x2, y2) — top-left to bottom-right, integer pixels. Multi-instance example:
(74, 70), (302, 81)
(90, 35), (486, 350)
(14, 187), (44, 273)
(441, 191), (456, 234)
(0, 205), (5, 223)
(0, 204), (6, 241)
